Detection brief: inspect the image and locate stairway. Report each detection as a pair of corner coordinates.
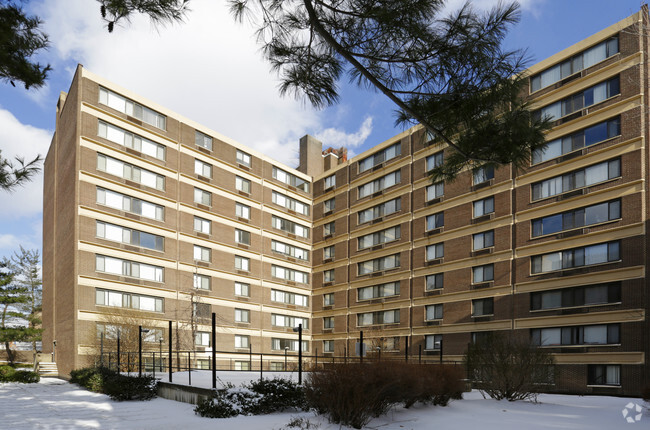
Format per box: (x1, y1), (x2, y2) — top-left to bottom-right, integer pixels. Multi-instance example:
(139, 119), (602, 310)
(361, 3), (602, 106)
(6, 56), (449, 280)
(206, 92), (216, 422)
(37, 362), (59, 377)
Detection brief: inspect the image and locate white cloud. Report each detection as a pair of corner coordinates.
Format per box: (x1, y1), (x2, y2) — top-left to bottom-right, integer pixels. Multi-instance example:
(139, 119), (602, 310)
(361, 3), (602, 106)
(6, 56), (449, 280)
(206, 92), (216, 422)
(315, 117), (373, 149)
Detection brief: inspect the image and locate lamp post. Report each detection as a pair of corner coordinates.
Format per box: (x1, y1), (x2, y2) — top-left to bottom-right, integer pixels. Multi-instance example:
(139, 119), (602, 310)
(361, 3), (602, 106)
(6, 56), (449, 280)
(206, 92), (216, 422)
(376, 346), (381, 362)
(292, 324), (303, 385)
(139, 326), (150, 377)
(284, 346), (289, 370)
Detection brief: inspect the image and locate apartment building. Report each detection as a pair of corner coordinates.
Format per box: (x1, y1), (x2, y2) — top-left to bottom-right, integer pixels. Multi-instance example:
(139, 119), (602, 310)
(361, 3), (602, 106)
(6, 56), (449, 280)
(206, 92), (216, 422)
(44, 8), (648, 395)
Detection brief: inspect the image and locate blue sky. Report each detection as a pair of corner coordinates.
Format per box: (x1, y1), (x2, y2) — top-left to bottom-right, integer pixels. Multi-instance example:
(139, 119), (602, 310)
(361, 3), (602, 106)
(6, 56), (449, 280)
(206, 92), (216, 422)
(0, 0), (645, 259)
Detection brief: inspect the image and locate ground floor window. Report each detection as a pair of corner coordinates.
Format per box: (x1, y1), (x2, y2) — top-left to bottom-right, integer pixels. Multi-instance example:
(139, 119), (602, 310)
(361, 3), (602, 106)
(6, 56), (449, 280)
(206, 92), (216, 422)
(587, 364), (620, 386)
(234, 361), (251, 371)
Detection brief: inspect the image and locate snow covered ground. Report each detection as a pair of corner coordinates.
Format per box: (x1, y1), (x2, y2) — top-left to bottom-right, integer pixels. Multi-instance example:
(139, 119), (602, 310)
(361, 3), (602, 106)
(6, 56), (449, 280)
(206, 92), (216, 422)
(0, 374), (646, 429)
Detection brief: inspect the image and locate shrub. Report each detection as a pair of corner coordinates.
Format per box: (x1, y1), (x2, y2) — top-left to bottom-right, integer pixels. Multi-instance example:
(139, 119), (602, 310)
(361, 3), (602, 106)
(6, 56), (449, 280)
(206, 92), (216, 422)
(246, 377), (306, 414)
(0, 364), (16, 382)
(195, 384), (260, 418)
(0, 365), (39, 383)
(70, 366), (156, 401)
(642, 384), (649, 402)
(464, 332), (555, 402)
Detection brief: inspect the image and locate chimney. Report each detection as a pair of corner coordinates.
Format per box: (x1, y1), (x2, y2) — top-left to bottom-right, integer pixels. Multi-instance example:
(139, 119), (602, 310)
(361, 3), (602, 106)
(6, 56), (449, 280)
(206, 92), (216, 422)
(297, 135), (324, 177)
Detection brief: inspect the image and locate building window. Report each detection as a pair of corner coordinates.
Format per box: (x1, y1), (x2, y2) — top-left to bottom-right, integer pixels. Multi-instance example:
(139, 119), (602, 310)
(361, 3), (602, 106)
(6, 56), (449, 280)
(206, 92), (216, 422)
(358, 198), (401, 224)
(323, 269), (335, 283)
(426, 273), (443, 290)
(236, 202), (250, 219)
(271, 265), (309, 284)
(272, 166), (310, 192)
(324, 221), (335, 236)
(235, 229), (251, 245)
(97, 153), (165, 190)
(235, 335), (250, 349)
(96, 187), (164, 221)
(532, 116), (621, 164)
(531, 36), (619, 92)
(193, 273), (210, 290)
(533, 76), (620, 122)
(323, 198), (335, 213)
(358, 282), (400, 300)
(357, 254), (400, 275)
(358, 226), (400, 250)
(426, 212), (444, 231)
(96, 288), (164, 312)
(426, 182), (444, 201)
(272, 314), (309, 329)
(194, 216), (211, 234)
(271, 338), (308, 352)
(472, 230), (494, 250)
(272, 191), (310, 215)
(358, 142), (401, 173)
(99, 87), (166, 129)
(234, 282), (250, 297)
(473, 165), (494, 185)
(323, 317), (334, 329)
(324, 174), (336, 189)
(194, 245), (210, 262)
(98, 120), (165, 160)
(195, 332), (210, 346)
(96, 255), (163, 282)
(531, 241), (620, 274)
(473, 196), (494, 217)
(425, 334), (442, 351)
(235, 256), (250, 271)
(357, 310), (400, 326)
(358, 170), (401, 198)
(236, 150), (251, 167)
(472, 298), (494, 316)
(531, 283), (621, 311)
(425, 304), (443, 321)
(323, 293), (334, 306)
(587, 364), (620, 386)
(236, 176), (251, 193)
(271, 240), (309, 260)
(472, 264), (494, 283)
(96, 221), (164, 251)
(323, 340), (334, 352)
(272, 215), (309, 238)
(235, 308), (250, 323)
(532, 324), (620, 346)
(195, 130), (213, 151)
(194, 159), (212, 178)
(271, 289), (308, 307)
(426, 151), (444, 171)
(234, 361), (251, 370)
(532, 158), (621, 200)
(193, 302), (211, 320)
(194, 187), (211, 206)
(532, 200), (620, 237)
(426, 243), (444, 260)
(323, 245), (335, 260)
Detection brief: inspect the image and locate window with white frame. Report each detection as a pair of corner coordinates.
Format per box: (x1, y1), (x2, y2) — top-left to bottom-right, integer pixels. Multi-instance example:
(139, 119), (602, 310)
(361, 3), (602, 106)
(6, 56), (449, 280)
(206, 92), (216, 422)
(472, 298), (494, 316)
(531, 200), (620, 237)
(97, 154), (165, 190)
(194, 216), (211, 234)
(426, 212), (444, 231)
(96, 255), (163, 282)
(323, 317), (334, 329)
(358, 282), (399, 300)
(324, 174), (336, 189)
(272, 167), (310, 192)
(235, 256), (250, 271)
(358, 142), (401, 173)
(426, 243), (444, 260)
(473, 230), (494, 250)
(425, 334), (442, 351)
(472, 264), (494, 283)
(236, 176), (251, 193)
(98, 120), (165, 160)
(531, 241), (620, 274)
(358, 170), (401, 198)
(271, 338), (308, 352)
(235, 202), (250, 219)
(194, 245), (210, 262)
(358, 198), (401, 224)
(357, 254), (400, 275)
(195, 331), (210, 346)
(272, 314), (309, 329)
(193, 273), (210, 290)
(235, 282), (250, 297)
(323, 269), (334, 283)
(532, 324), (619, 346)
(426, 151), (444, 171)
(272, 191), (310, 215)
(96, 221), (164, 251)
(323, 340), (334, 352)
(193, 302), (211, 320)
(194, 159), (212, 178)
(235, 361), (251, 370)
(323, 245), (334, 260)
(323, 293), (334, 306)
(587, 364), (620, 386)
(358, 226), (400, 249)
(96, 288), (163, 312)
(473, 196), (495, 217)
(235, 335), (250, 348)
(195, 130), (213, 150)
(473, 165), (494, 185)
(426, 273), (443, 290)
(357, 309), (400, 326)
(235, 229), (251, 246)
(532, 158), (620, 200)
(236, 150), (251, 167)
(271, 240), (309, 260)
(235, 308), (250, 323)
(425, 304), (443, 321)
(272, 265), (309, 284)
(323, 198), (335, 213)
(194, 187), (211, 206)
(99, 87), (166, 129)
(271, 289), (308, 307)
(97, 187), (164, 221)
(272, 215), (309, 238)
(324, 221), (335, 236)
(426, 182), (444, 201)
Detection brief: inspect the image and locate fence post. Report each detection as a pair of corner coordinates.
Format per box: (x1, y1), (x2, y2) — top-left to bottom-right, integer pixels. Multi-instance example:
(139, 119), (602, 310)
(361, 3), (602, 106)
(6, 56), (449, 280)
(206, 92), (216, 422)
(418, 344), (422, 364)
(249, 344), (252, 371)
(168, 321), (173, 383)
(439, 339), (443, 364)
(117, 330), (121, 372)
(404, 336), (408, 363)
(260, 354), (263, 381)
(211, 312), (216, 389)
(153, 352), (156, 378)
(360, 331), (364, 364)
(315, 348), (318, 369)
(188, 351), (191, 386)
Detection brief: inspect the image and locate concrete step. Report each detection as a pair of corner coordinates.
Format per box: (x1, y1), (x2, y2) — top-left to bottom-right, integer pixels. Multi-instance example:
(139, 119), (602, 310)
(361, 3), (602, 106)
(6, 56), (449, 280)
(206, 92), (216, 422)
(37, 362), (58, 376)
